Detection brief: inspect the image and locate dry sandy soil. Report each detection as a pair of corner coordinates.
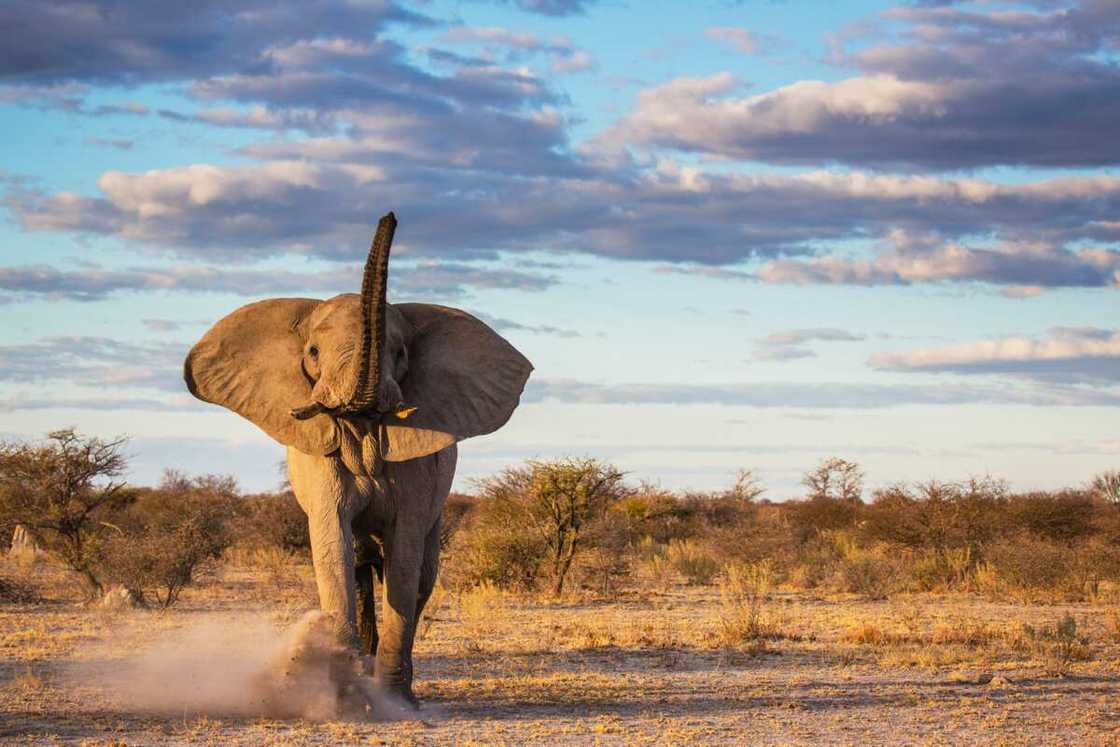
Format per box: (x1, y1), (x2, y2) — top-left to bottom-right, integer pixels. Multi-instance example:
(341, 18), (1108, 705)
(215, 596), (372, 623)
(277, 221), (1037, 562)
(2, 557), (1120, 745)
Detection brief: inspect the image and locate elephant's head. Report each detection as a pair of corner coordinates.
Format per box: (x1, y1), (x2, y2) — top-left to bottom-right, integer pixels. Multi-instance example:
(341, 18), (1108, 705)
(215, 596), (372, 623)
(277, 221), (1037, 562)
(183, 212), (533, 470)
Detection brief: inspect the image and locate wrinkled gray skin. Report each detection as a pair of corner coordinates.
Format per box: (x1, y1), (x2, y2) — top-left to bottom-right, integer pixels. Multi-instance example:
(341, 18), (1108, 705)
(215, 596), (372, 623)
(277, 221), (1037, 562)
(185, 293), (532, 705)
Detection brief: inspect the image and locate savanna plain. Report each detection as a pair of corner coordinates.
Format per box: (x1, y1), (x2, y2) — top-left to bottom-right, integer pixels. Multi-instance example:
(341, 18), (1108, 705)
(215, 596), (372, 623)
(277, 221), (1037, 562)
(3, 444), (1120, 745)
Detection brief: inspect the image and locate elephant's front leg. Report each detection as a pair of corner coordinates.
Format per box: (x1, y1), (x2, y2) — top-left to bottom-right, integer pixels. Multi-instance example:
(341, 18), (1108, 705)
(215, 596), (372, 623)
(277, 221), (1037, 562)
(287, 447), (367, 645)
(375, 529), (425, 704)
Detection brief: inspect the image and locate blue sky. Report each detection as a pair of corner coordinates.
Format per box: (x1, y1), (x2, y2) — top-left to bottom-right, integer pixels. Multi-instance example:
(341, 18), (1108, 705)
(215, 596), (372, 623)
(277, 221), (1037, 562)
(1, 0), (1118, 496)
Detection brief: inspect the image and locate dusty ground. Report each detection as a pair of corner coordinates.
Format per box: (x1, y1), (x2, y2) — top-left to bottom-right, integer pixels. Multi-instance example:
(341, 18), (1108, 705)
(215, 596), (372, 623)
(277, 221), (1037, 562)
(2, 558), (1120, 745)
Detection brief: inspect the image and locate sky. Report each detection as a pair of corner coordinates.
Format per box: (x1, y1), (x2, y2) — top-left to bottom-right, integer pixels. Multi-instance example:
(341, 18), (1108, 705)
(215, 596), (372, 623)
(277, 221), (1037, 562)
(0, 0), (1118, 498)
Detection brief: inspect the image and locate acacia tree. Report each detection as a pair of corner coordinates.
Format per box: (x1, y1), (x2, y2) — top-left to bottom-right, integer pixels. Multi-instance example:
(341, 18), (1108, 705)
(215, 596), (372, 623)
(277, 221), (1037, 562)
(478, 458), (627, 596)
(0, 429), (129, 595)
(802, 457), (864, 501)
(1092, 470), (1120, 506)
(728, 468), (766, 502)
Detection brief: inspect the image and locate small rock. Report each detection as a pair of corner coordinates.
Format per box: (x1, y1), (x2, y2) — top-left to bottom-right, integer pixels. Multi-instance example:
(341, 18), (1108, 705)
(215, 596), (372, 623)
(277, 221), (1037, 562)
(948, 671), (997, 685)
(8, 525), (39, 556)
(987, 675), (1013, 688)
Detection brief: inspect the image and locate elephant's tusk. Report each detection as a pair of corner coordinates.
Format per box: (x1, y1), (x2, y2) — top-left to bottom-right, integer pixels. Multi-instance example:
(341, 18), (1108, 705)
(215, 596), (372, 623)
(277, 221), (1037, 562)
(291, 402), (328, 420)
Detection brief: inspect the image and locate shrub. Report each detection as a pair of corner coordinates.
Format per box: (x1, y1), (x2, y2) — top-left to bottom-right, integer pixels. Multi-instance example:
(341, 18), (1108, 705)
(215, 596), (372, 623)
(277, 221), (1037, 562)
(1005, 490), (1097, 542)
(454, 497), (547, 591)
(0, 573), (39, 604)
(834, 551), (901, 600)
(863, 479), (1005, 552)
(1023, 614), (1091, 677)
(575, 509), (634, 595)
(1066, 537), (1120, 600)
(785, 533), (844, 590)
(0, 429), (131, 595)
(99, 472), (238, 607)
(828, 537), (903, 600)
(237, 490), (310, 556)
(615, 488), (690, 544)
(907, 547), (975, 592)
(665, 539), (720, 585)
(708, 502), (795, 568)
(717, 561), (775, 646)
(224, 545), (296, 587)
(472, 458), (628, 595)
(979, 533), (1104, 601)
(456, 581), (507, 652)
(787, 495), (863, 544)
(441, 492), (476, 549)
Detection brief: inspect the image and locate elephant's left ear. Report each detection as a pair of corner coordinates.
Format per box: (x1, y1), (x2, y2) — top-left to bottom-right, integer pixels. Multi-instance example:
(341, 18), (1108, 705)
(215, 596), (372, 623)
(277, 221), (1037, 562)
(382, 303), (533, 461)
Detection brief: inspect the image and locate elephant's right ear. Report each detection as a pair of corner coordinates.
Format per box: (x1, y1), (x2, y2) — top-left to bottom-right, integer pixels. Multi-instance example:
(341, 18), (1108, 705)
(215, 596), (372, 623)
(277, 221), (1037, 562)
(184, 298), (339, 456)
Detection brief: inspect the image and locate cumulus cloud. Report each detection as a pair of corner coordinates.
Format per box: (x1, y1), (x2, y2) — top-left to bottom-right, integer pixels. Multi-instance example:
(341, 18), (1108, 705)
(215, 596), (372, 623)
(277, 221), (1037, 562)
(869, 327), (1120, 384)
(704, 27), (782, 56)
(0, 261), (555, 302)
(159, 106), (338, 134)
(0, 0), (569, 182)
(2, 0), (1119, 296)
(758, 230), (1120, 291)
(607, 2), (1120, 169)
(141, 319), (207, 333)
(86, 137), (134, 150)
(526, 377), (1120, 408)
(507, 0), (595, 16)
(0, 396), (201, 413)
(436, 25), (594, 74)
(0, 336), (186, 391)
(470, 312), (580, 338)
(12, 163), (1120, 268)
(0, 0), (429, 85)
(754, 328), (866, 361)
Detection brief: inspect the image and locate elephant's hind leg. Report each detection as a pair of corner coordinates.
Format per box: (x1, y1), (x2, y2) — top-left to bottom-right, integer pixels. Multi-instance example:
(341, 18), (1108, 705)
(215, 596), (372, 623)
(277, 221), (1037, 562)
(415, 518), (442, 624)
(354, 535), (383, 657)
(355, 563), (379, 657)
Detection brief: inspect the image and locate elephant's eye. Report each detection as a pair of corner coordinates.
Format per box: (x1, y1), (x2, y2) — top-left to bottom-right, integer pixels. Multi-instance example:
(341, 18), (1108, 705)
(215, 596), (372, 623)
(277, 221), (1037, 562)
(308, 345), (319, 358)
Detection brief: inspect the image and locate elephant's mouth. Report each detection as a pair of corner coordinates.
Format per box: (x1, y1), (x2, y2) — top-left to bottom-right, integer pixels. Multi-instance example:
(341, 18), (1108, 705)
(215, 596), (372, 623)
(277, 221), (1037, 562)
(290, 401), (418, 422)
(290, 402), (331, 421)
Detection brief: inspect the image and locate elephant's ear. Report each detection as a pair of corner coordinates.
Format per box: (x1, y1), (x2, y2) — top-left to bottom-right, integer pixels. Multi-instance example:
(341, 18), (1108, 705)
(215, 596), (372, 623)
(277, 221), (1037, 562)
(382, 303), (533, 462)
(184, 298), (339, 456)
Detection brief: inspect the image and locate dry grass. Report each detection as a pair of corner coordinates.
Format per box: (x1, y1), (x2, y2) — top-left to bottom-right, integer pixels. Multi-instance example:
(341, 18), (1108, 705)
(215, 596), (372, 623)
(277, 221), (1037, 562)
(2, 556), (1120, 744)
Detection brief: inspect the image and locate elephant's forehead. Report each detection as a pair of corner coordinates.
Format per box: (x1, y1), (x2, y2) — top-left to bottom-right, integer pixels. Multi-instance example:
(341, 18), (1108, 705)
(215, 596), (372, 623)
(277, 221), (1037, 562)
(311, 295), (361, 332)
(311, 294), (409, 344)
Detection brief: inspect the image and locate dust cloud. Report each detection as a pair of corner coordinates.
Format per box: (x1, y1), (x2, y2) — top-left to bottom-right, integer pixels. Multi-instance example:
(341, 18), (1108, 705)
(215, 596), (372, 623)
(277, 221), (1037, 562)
(78, 611), (414, 721)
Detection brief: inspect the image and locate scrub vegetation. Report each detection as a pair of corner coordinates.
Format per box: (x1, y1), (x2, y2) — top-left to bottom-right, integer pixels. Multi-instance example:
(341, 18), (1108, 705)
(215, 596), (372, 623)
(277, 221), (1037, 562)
(3, 431), (1120, 744)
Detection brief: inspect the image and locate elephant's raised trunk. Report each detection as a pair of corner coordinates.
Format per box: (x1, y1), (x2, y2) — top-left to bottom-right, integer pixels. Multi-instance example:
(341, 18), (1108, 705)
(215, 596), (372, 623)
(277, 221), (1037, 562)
(342, 211), (396, 414)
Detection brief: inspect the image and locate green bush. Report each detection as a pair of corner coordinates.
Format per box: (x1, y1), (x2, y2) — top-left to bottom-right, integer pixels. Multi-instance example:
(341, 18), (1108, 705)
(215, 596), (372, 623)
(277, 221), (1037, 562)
(237, 490), (310, 556)
(99, 472), (238, 607)
(455, 518), (547, 592)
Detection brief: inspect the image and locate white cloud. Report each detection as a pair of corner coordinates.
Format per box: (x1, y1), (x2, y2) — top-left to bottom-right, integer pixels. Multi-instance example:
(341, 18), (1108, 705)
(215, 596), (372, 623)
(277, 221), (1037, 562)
(870, 327), (1120, 384)
(704, 27), (781, 56)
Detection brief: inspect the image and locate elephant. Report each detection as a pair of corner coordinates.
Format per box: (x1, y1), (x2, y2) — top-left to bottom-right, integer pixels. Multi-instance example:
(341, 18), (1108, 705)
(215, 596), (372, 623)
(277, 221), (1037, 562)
(183, 213), (533, 705)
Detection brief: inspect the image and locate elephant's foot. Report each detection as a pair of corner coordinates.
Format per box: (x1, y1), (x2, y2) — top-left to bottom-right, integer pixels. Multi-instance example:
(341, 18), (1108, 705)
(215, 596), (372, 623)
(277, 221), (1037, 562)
(373, 663), (419, 713)
(369, 681), (420, 718)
